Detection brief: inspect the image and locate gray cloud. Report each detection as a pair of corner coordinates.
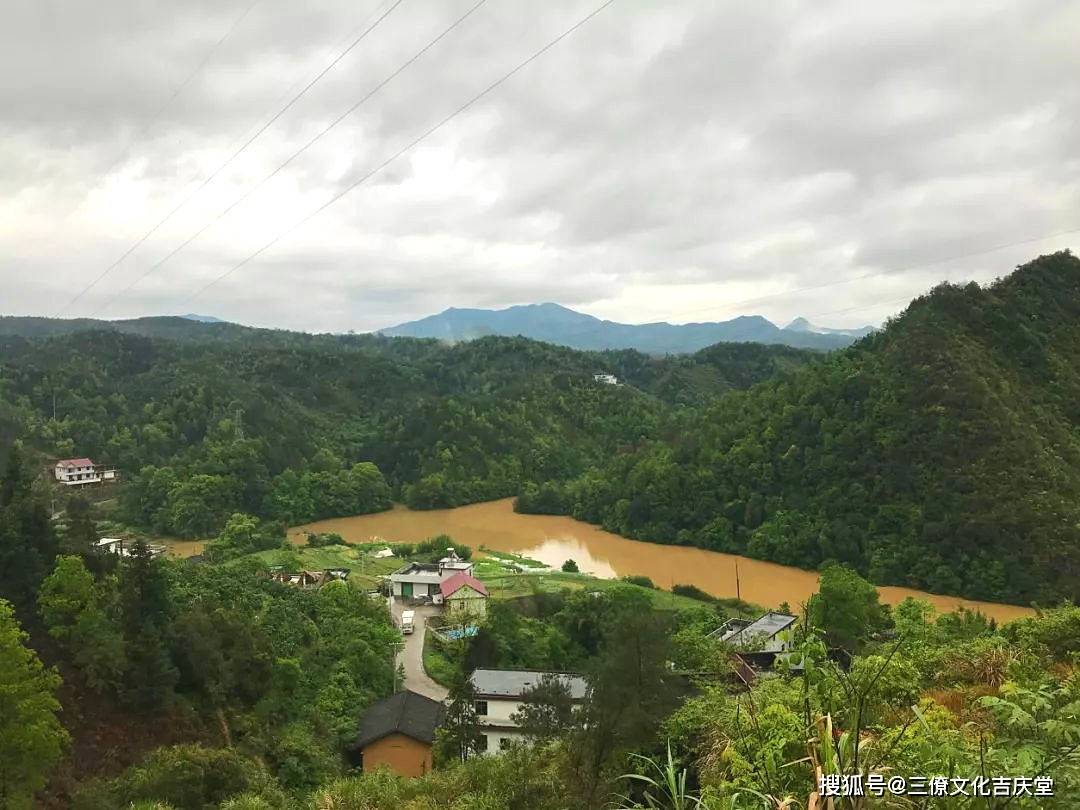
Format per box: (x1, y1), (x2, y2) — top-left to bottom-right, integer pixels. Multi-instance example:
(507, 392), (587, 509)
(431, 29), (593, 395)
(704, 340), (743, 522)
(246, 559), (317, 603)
(1, 0), (1078, 332)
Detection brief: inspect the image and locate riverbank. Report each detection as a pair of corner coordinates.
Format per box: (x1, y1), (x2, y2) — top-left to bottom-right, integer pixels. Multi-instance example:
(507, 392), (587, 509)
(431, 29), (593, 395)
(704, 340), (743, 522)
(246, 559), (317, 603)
(291, 498), (1036, 624)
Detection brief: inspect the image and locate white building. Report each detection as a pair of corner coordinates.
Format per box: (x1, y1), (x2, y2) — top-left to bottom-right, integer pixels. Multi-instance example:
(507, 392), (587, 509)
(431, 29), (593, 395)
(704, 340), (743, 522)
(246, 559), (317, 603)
(54, 458), (118, 486)
(470, 669), (588, 755)
(389, 550), (475, 600)
(593, 373), (618, 385)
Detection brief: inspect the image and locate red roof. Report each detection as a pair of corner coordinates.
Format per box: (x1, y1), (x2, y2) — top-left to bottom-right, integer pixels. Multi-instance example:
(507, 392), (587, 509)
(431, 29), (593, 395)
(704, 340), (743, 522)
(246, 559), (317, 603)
(56, 458), (95, 467)
(440, 571), (488, 598)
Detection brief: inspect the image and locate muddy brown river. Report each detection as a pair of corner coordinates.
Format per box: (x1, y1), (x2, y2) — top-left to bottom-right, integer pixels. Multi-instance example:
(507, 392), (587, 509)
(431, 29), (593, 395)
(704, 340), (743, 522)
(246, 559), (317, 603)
(291, 498), (1034, 623)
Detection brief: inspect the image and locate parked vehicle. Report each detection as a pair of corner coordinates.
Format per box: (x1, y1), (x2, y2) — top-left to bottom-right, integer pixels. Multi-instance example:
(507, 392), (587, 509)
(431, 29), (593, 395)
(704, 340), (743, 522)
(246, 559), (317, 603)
(400, 609), (415, 634)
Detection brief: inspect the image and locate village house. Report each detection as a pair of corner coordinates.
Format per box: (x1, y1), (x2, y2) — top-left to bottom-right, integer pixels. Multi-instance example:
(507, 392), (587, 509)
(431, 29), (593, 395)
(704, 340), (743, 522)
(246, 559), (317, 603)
(390, 549), (474, 600)
(470, 669), (588, 755)
(54, 457), (118, 486)
(710, 611), (799, 676)
(439, 571), (489, 618)
(592, 372), (618, 385)
(347, 690), (445, 778)
(709, 611), (798, 652)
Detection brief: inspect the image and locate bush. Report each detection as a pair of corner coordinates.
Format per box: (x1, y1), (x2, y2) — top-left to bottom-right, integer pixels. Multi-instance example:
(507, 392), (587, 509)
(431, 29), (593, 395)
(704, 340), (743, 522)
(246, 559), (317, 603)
(672, 583), (715, 602)
(306, 532), (345, 548)
(621, 574), (655, 589)
(561, 559), (579, 573)
(72, 744), (287, 810)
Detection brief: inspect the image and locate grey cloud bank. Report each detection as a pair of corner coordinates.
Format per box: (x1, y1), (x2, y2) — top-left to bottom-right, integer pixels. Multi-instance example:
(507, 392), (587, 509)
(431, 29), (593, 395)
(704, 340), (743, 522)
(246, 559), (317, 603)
(1, 0), (1078, 334)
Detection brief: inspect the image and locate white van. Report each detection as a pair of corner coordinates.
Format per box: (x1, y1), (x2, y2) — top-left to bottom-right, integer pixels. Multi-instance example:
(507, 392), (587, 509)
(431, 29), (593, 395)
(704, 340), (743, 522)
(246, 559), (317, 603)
(401, 609), (415, 634)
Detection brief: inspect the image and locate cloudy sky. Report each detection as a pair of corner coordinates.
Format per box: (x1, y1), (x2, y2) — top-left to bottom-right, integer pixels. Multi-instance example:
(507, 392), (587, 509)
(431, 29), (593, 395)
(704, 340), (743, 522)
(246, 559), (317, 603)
(2, 0), (1078, 333)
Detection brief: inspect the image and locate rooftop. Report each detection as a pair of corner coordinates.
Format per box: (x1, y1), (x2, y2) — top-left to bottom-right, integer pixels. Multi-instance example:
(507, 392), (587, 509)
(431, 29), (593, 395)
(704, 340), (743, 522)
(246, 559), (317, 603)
(351, 690), (446, 750)
(711, 612), (797, 645)
(471, 669), (588, 700)
(440, 571), (489, 598)
(57, 457), (94, 467)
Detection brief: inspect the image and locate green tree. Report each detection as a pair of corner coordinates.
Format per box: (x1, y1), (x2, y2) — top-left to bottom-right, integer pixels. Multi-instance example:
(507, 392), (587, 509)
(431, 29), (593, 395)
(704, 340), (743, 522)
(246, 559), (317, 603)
(511, 673), (579, 743)
(0, 599), (69, 808)
(436, 670), (484, 763)
(119, 540), (177, 710)
(808, 563), (889, 652)
(562, 559), (579, 573)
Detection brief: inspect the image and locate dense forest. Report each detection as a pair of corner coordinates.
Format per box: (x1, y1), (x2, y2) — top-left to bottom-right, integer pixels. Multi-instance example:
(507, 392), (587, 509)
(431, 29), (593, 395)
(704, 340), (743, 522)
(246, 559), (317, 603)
(2, 252), (1079, 605)
(0, 321), (813, 530)
(523, 252), (1080, 604)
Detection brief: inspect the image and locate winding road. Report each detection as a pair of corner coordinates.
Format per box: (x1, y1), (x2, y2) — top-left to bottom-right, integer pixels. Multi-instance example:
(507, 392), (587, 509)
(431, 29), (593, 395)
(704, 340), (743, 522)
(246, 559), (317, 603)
(391, 601), (449, 702)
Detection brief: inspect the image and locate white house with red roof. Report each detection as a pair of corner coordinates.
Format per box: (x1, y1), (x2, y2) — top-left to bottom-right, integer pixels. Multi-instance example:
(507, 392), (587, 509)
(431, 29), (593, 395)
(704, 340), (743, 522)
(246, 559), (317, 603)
(439, 571), (488, 618)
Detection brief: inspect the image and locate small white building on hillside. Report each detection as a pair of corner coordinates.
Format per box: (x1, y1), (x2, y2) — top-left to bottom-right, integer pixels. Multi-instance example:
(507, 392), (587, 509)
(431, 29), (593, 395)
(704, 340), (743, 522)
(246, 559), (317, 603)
(470, 669), (588, 755)
(390, 550), (475, 600)
(593, 373), (618, 385)
(54, 458), (118, 486)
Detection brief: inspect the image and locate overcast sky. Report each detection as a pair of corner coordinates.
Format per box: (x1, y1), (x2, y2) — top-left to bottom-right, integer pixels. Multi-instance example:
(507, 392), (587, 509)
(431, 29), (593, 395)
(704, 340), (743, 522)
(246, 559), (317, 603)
(2, 0), (1078, 333)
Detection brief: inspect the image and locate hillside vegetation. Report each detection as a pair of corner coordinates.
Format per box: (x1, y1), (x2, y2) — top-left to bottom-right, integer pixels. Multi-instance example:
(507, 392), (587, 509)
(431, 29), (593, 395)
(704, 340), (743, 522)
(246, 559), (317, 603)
(538, 252), (1080, 603)
(2, 253), (1079, 603)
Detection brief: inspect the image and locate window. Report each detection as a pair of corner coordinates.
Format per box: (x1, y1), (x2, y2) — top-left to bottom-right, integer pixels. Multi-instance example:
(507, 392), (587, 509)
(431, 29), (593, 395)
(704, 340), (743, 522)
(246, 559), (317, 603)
(474, 700), (488, 716)
(499, 737), (512, 750)
(475, 735), (488, 752)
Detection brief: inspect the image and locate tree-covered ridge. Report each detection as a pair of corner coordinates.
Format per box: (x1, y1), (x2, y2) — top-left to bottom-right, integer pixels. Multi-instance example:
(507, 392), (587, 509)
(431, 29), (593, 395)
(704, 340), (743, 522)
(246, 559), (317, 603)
(551, 252), (1080, 603)
(0, 325), (816, 536)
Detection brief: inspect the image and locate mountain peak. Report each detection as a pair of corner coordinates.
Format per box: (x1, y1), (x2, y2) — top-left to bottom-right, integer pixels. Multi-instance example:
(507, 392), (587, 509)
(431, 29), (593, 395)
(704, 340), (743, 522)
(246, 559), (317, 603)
(379, 304), (861, 353)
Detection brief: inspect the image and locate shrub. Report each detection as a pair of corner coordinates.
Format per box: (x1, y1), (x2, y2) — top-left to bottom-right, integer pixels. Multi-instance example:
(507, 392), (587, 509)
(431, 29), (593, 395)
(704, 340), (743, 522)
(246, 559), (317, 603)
(621, 574), (655, 589)
(561, 559), (579, 573)
(672, 583), (714, 602)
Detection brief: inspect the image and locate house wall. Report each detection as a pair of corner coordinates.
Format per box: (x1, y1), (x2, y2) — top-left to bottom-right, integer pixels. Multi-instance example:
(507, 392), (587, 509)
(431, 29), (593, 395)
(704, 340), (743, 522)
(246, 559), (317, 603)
(478, 696), (521, 726)
(391, 579), (438, 598)
(446, 588), (487, 617)
(476, 696), (525, 756)
(361, 733), (433, 777)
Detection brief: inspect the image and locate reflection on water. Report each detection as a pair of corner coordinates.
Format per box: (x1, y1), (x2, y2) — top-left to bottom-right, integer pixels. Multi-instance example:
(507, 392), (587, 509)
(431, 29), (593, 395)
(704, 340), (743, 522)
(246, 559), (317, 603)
(293, 498), (1034, 623)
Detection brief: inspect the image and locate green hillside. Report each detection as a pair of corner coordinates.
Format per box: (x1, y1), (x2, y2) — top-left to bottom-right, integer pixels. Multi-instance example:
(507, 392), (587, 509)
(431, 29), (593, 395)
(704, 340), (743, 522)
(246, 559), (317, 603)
(546, 252), (1080, 603)
(0, 325), (815, 535)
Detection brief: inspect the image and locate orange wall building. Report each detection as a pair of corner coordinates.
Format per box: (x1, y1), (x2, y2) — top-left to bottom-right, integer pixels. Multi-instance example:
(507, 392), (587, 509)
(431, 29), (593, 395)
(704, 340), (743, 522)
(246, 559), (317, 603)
(349, 690), (445, 778)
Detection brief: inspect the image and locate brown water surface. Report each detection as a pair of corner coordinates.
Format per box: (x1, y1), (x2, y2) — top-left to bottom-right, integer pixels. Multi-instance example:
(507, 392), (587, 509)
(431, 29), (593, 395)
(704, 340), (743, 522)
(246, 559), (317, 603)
(291, 499), (1035, 623)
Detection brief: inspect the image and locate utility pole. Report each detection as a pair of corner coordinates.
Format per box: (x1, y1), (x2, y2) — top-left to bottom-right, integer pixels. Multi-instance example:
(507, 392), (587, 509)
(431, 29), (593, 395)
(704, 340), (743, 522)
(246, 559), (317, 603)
(735, 560), (741, 602)
(390, 641), (405, 693)
(234, 407), (244, 440)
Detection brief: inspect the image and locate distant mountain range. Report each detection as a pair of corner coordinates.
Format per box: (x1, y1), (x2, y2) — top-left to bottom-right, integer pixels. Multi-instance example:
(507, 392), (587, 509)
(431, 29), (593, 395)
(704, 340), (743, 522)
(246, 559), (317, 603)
(378, 303), (874, 353)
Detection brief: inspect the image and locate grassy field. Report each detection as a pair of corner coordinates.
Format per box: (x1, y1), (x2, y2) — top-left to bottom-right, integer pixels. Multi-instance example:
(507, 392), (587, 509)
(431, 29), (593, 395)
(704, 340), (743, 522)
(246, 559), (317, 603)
(475, 569), (760, 614)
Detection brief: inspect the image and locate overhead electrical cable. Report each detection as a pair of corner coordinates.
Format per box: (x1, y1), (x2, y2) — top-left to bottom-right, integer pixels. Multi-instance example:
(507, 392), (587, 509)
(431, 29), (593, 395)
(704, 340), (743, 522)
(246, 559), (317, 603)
(55, 0), (407, 317)
(178, 0), (621, 307)
(91, 0), (265, 186)
(92, 0), (490, 317)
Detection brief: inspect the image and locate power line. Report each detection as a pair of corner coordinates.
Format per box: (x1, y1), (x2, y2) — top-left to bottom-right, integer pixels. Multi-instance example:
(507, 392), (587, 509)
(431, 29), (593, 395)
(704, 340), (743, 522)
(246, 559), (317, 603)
(91, 0), (264, 187)
(179, 0), (621, 307)
(55, 0), (408, 318)
(93, 0), (490, 317)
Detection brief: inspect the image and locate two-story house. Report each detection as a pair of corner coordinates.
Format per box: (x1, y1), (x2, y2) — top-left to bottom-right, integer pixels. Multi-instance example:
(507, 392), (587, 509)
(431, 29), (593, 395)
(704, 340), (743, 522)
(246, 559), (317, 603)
(470, 668), (588, 754)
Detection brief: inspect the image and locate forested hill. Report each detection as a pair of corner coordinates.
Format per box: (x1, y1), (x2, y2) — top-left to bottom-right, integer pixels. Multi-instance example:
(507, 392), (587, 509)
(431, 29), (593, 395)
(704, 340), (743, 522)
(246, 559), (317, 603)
(0, 324), (815, 536)
(541, 252), (1080, 603)
(4, 253), (1078, 603)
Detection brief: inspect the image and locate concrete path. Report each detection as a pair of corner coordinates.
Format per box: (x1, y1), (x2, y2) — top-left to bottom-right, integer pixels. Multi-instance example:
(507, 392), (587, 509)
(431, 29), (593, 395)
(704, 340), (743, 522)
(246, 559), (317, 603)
(391, 601), (449, 702)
